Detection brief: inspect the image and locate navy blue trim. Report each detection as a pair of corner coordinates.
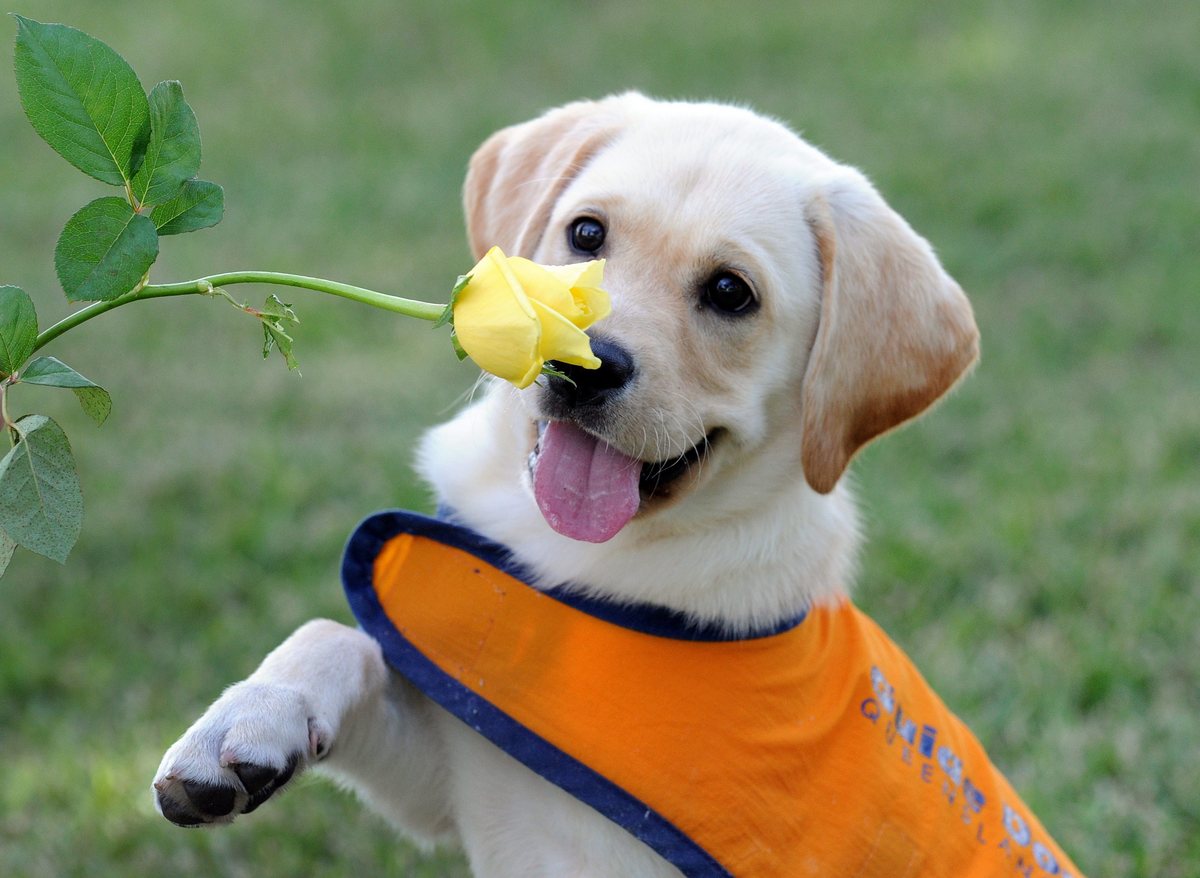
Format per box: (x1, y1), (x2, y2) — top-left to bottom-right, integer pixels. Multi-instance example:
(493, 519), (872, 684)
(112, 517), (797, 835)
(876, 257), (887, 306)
(541, 584), (807, 640)
(432, 507), (806, 641)
(341, 509), (732, 878)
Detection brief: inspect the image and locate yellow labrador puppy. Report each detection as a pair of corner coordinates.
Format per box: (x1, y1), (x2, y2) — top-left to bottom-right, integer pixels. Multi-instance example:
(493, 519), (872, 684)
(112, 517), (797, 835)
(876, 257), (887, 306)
(153, 94), (1082, 877)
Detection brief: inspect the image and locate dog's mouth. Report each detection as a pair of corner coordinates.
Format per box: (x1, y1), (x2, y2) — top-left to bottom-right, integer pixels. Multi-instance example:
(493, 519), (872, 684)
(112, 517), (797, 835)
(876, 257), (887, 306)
(527, 420), (718, 543)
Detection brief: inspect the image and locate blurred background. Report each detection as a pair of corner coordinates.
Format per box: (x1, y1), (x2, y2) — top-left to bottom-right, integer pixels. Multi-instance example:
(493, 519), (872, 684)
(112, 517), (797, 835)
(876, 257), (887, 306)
(1, 1), (1196, 875)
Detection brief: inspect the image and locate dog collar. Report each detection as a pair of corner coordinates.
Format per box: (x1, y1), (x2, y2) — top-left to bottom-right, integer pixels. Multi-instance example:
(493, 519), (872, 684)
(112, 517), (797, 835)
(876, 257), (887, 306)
(341, 509), (1084, 878)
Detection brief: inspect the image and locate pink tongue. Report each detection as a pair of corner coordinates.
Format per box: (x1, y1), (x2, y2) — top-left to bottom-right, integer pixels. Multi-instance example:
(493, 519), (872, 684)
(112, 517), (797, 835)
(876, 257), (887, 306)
(533, 421), (642, 543)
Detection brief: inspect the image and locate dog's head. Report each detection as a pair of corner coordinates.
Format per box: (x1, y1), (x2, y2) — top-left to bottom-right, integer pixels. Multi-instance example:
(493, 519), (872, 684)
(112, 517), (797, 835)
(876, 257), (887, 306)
(463, 93), (978, 543)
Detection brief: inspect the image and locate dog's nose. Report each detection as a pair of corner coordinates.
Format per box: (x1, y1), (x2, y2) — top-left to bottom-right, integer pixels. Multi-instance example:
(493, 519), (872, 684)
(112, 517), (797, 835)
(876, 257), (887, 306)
(546, 338), (635, 407)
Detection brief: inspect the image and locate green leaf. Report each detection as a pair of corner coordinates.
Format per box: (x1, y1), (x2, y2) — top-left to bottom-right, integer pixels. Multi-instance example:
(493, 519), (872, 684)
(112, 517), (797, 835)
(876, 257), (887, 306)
(55, 196), (159, 302)
(20, 357), (112, 426)
(433, 273), (472, 329)
(540, 363), (575, 385)
(0, 285), (39, 376)
(0, 527), (15, 577)
(150, 179), (224, 235)
(13, 16), (150, 186)
(253, 295), (300, 371)
(131, 81), (202, 205)
(449, 328), (470, 361)
(262, 321), (300, 372)
(259, 294), (298, 324)
(0, 414), (82, 564)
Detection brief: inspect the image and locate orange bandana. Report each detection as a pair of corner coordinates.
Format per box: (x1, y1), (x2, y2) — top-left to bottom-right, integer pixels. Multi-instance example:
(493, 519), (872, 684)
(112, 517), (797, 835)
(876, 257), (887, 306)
(343, 511), (1085, 878)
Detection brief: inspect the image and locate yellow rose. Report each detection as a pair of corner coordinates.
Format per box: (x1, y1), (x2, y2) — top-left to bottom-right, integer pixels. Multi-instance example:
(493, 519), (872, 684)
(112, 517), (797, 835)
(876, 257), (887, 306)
(451, 246), (611, 389)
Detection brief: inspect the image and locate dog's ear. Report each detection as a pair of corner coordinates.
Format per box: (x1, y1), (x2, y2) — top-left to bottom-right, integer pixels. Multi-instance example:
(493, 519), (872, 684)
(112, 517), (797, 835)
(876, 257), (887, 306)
(464, 98), (629, 259)
(800, 179), (979, 493)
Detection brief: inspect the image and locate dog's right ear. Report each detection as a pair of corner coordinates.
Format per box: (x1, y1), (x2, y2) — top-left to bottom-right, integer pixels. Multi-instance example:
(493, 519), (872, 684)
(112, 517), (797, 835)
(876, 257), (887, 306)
(464, 98), (629, 259)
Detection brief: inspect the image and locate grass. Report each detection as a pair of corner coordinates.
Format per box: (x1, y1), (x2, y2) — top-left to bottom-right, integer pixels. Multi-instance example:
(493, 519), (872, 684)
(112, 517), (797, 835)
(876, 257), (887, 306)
(1, 0), (1197, 875)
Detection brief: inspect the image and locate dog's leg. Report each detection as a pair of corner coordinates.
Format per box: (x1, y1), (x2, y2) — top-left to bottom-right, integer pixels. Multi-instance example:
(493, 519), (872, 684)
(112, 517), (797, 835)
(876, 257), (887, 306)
(152, 619), (455, 845)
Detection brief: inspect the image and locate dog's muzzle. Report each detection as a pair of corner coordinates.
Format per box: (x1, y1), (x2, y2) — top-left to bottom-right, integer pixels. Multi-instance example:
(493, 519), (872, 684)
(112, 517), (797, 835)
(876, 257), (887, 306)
(527, 337), (719, 544)
(543, 336), (636, 413)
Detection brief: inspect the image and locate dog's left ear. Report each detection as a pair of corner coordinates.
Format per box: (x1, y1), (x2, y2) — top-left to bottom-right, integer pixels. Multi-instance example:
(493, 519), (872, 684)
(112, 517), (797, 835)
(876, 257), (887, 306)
(800, 178), (980, 493)
(463, 97), (631, 259)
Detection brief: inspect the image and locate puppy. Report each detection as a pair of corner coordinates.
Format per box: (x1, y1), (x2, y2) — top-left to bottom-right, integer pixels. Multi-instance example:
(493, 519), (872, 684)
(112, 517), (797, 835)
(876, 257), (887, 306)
(153, 93), (1083, 877)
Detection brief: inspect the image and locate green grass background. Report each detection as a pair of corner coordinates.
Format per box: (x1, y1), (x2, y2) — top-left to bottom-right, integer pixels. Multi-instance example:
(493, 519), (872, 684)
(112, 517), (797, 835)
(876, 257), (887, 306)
(1, 1), (1197, 875)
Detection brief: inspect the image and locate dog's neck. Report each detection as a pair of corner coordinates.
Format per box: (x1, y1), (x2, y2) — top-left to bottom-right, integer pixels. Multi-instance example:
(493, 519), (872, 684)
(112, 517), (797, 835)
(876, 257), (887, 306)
(418, 389), (860, 635)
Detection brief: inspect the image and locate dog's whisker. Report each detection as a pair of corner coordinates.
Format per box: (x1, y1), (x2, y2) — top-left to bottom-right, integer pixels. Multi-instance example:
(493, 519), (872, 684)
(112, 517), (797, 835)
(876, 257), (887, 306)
(444, 372), (490, 414)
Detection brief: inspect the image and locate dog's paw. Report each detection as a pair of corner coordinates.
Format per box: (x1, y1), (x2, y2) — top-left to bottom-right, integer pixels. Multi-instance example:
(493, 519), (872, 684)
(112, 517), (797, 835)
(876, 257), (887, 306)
(153, 682), (331, 827)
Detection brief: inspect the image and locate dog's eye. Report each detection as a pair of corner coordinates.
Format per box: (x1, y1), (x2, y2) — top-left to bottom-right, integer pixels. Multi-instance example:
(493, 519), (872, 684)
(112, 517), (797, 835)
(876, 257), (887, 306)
(702, 272), (756, 315)
(568, 217), (606, 254)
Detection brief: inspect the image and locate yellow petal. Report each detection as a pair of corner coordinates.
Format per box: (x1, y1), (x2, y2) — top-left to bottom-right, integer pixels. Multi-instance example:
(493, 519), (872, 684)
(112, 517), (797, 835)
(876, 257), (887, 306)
(542, 259), (603, 290)
(530, 299), (601, 370)
(512, 358), (545, 390)
(453, 247), (541, 385)
(540, 259), (610, 328)
(508, 258), (578, 319)
(570, 281), (611, 328)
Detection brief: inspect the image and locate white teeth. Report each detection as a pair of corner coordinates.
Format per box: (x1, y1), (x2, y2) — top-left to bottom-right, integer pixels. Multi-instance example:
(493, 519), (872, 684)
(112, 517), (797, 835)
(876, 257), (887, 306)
(529, 421), (547, 473)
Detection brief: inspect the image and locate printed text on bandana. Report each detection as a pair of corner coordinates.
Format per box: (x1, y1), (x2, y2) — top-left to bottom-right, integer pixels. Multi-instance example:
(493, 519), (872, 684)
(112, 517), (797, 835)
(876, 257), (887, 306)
(860, 666), (1074, 877)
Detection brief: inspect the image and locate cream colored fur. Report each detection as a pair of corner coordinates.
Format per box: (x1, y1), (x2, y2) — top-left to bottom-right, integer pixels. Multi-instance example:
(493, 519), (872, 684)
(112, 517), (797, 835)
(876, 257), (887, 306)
(153, 93), (977, 876)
